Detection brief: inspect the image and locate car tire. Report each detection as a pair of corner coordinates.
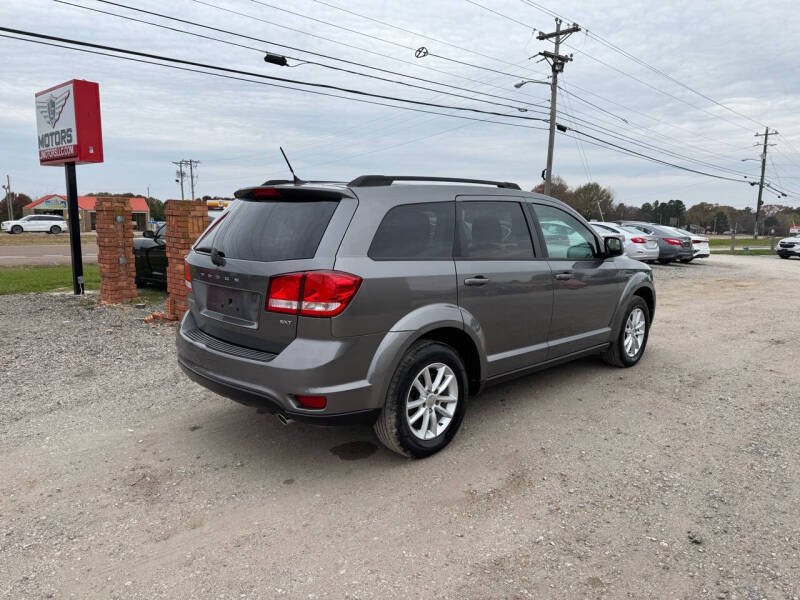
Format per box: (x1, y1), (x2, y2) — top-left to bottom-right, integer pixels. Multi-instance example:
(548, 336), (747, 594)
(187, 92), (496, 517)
(657, 258), (671, 264)
(602, 296), (650, 368)
(373, 339), (468, 458)
(779, 254), (789, 259)
(11, 225), (22, 234)
(49, 225), (61, 234)
(679, 257), (693, 263)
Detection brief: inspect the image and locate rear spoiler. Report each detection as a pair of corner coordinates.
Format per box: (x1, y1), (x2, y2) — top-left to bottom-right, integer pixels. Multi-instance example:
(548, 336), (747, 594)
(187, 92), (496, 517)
(234, 185), (355, 200)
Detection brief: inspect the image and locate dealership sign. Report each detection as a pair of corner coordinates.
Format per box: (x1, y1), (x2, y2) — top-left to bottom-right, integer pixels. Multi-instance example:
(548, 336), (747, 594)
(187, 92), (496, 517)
(35, 79), (103, 166)
(790, 225), (800, 234)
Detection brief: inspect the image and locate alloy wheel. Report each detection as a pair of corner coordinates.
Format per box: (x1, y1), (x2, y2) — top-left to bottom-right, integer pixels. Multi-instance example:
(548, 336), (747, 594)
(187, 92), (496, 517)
(405, 362), (459, 440)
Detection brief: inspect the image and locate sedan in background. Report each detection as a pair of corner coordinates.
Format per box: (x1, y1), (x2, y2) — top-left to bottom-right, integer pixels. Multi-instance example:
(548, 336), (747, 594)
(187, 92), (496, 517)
(618, 221), (694, 264)
(777, 235), (800, 259)
(1, 214), (68, 234)
(661, 226), (710, 261)
(591, 221), (660, 262)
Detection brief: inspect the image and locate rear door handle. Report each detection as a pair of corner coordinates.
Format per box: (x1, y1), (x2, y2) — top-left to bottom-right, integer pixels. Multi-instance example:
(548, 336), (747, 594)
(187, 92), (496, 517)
(554, 272), (573, 280)
(464, 276), (490, 286)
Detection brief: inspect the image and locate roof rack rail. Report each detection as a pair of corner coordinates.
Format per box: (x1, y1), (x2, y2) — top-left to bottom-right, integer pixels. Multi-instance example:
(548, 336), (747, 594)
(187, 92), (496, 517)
(261, 179), (347, 185)
(347, 175), (520, 190)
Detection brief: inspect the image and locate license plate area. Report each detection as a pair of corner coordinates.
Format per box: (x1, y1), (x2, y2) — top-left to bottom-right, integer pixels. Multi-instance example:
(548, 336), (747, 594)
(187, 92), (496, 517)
(202, 284), (262, 328)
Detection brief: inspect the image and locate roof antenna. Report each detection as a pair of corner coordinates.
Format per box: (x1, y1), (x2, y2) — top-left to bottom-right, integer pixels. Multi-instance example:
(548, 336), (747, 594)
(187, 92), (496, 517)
(280, 147), (303, 185)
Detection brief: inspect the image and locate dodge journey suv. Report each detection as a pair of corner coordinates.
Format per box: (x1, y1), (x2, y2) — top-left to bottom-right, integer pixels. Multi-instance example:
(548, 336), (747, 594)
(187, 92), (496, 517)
(177, 176), (655, 457)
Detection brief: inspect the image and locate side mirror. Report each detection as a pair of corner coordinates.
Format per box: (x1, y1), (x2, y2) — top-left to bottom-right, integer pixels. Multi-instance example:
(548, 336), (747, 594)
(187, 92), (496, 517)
(143, 230), (154, 239)
(604, 235), (624, 258)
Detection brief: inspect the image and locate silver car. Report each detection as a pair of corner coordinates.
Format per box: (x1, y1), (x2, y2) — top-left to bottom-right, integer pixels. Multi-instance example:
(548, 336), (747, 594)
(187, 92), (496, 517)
(177, 176), (656, 457)
(590, 222), (659, 262)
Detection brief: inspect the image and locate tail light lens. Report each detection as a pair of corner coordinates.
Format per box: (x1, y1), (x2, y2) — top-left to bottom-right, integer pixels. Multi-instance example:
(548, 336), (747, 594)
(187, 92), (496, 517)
(266, 271), (362, 317)
(630, 237), (647, 244)
(184, 261), (192, 290)
(692, 239), (704, 244)
(266, 272), (303, 314)
(663, 237), (683, 246)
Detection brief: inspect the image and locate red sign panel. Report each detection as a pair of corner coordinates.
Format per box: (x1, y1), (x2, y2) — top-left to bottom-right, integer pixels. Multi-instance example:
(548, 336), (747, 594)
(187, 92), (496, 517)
(35, 79), (103, 166)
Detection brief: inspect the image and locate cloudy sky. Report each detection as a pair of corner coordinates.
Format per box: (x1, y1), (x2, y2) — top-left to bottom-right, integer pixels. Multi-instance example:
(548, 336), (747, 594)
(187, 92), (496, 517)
(2, 0), (800, 209)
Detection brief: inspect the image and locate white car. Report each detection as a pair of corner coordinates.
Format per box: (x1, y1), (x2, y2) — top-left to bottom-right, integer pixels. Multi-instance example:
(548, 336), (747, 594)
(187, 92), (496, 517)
(777, 235), (800, 259)
(1, 214), (68, 234)
(590, 221), (660, 262)
(662, 226), (710, 261)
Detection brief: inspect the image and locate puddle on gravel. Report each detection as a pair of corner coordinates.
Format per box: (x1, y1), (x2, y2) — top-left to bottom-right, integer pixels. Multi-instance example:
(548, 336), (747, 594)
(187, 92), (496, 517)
(329, 441), (378, 461)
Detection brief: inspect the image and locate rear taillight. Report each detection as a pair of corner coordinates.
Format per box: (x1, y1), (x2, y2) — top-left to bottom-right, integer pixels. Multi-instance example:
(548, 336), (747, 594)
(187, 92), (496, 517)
(295, 395), (327, 409)
(184, 261), (192, 290)
(630, 237), (647, 244)
(266, 271), (362, 317)
(692, 239), (704, 244)
(266, 272), (303, 314)
(663, 237), (683, 246)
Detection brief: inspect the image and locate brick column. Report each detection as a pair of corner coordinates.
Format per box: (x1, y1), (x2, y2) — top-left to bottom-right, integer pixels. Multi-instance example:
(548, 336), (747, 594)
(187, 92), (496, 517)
(95, 196), (136, 304)
(163, 199), (209, 320)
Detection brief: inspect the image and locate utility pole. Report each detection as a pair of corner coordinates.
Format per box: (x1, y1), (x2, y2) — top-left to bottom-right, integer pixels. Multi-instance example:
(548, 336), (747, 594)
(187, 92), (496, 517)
(187, 159), (199, 200)
(753, 127), (778, 239)
(2, 175), (12, 222)
(173, 160), (186, 201)
(173, 159), (199, 200)
(537, 18), (580, 196)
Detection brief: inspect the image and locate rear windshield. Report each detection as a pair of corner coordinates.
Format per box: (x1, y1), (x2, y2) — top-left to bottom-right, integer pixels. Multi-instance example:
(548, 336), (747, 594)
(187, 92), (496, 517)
(200, 200), (338, 262)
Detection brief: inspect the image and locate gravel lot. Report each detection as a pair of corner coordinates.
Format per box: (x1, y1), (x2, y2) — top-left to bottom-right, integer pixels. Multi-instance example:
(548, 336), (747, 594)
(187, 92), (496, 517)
(1, 254), (799, 599)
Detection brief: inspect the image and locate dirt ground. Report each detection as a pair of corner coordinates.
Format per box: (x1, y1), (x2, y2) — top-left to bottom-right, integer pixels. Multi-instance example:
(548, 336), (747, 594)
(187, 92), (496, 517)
(1, 254), (799, 599)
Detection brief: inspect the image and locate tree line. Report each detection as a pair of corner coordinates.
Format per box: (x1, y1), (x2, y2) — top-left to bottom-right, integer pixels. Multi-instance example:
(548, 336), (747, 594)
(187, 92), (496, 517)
(535, 177), (800, 234)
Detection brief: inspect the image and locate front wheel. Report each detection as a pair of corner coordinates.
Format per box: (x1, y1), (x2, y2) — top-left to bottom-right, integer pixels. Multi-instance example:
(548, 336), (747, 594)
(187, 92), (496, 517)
(657, 258), (671, 264)
(373, 340), (468, 458)
(11, 225), (22, 234)
(602, 296), (650, 368)
(779, 254), (789, 259)
(49, 225), (61, 234)
(679, 258), (694, 263)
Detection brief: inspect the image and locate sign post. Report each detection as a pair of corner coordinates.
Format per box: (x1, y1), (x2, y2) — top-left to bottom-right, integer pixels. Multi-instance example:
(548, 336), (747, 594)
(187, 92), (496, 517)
(35, 79), (103, 294)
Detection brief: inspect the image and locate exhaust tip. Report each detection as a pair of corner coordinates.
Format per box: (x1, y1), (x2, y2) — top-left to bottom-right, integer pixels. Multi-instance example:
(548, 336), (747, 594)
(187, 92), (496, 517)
(276, 413), (293, 426)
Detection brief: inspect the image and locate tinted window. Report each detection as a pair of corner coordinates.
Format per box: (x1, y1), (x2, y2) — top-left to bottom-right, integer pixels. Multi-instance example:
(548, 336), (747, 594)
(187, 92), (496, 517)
(368, 202), (454, 260)
(456, 201), (534, 260)
(205, 200), (338, 262)
(533, 204), (598, 260)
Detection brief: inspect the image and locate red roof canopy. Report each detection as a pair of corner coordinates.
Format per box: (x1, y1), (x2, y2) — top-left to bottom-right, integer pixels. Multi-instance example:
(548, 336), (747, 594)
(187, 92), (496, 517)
(24, 194), (149, 212)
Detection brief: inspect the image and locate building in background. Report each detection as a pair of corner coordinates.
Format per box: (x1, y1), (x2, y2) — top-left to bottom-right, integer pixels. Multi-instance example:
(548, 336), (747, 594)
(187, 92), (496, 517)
(22, 194), (150, 232)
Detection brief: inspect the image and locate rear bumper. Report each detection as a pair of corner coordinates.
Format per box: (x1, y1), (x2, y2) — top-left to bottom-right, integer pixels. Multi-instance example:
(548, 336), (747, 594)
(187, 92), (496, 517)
(626, 246), (659, 261)
(178, 358), (380, 425)
(176, 311), (397, 423)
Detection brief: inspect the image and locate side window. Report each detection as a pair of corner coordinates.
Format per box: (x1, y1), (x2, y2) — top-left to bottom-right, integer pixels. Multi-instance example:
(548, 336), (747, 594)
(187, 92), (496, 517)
(532, 204), (598, 260)
(368, 202), (454, 260)
(456, 201), (534, 260)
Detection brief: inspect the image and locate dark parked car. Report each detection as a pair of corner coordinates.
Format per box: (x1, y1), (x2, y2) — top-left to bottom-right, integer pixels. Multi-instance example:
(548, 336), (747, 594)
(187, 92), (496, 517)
(618, 221), (693, 264)
(134, 212), (225, 286)
(177, 176), (656, 457)
(133, 223), (167, 286)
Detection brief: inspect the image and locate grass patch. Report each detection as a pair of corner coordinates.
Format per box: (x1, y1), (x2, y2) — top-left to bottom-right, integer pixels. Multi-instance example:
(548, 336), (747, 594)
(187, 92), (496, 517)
(0, 264), (101, 295)
(712, 249), (776, 256)
(708, 237), (778, 248)
(0, 265), (168, 303)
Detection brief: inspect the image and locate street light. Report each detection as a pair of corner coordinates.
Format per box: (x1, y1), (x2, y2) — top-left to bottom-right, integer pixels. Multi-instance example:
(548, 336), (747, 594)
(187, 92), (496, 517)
(514, 79), (549, 88)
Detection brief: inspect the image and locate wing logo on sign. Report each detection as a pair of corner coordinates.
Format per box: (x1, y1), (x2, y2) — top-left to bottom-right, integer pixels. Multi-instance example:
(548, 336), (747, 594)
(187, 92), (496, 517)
(36, 89), (71, 128)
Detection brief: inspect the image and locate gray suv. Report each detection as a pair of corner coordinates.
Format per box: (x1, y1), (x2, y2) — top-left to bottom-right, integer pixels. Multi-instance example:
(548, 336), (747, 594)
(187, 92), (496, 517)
(177, 176), (655, 457)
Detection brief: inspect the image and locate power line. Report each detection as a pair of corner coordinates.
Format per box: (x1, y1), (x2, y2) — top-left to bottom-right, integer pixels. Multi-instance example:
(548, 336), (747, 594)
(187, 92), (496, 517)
(233, 0), (548, 82)
(54, 0), (547, 116)
(516, 0), (764, 131)
(0, 26), (552, 125)
(3, 28), (780, 192)
(0, 31), (549, 133)
(87, 0), (550, 112)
